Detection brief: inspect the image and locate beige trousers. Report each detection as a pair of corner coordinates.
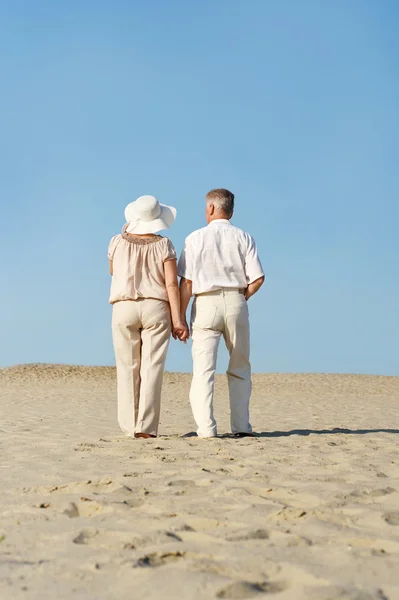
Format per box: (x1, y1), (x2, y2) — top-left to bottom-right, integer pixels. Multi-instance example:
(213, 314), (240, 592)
(112, 299), (171, 437)
(190, 289), (252, 437)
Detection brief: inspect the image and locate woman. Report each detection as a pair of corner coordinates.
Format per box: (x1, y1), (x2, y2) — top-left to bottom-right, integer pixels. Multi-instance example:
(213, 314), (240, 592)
(108, 195), (188, 439)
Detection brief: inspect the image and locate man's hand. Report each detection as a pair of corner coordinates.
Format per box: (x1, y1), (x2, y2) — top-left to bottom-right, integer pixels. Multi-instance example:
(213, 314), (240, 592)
(177, 278), (193, 343)
(245, 276), (265, 301)
(172, 319), (190, 343)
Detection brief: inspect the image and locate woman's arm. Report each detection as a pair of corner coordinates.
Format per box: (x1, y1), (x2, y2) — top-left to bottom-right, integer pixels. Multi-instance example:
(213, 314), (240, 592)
(164, 260), (189, 340)
(109, 260), (113, 275)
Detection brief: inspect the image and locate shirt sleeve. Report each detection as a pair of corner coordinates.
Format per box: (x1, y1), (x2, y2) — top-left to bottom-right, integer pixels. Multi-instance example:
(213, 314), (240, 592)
(178, 237), (194, 280)
(245, 235), (264, 284)
(164, 238), (177, 262)
(107, 235), (120, 260)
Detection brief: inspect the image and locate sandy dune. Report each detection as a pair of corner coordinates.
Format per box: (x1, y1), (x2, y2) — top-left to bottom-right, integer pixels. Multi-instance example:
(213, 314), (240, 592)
(1, 365), (399, 599)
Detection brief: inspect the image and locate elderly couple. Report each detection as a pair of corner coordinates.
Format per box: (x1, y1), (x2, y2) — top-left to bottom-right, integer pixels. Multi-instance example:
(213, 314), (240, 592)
(108, 189), (264, 439)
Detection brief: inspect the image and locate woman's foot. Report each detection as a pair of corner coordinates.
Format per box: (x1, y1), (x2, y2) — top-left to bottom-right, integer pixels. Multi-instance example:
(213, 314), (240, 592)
(134, 432), (156, 439)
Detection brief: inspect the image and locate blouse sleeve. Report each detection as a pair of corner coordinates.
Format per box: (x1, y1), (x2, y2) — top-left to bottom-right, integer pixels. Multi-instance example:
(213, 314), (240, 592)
(108, 235), (121, 260)
(164, 238), (177, 262)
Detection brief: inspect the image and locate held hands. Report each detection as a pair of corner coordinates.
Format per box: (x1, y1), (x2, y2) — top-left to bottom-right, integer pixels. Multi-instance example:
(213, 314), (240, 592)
(172, 319), (190, 343)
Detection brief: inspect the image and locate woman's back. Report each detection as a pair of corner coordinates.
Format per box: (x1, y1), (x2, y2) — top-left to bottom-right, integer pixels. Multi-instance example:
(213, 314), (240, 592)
(109, 194), (187, 439)
(108, 233), (176, 304)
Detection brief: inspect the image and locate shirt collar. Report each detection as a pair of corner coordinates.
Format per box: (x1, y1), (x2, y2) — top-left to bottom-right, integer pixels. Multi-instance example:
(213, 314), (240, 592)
(208, 219), (231, 225)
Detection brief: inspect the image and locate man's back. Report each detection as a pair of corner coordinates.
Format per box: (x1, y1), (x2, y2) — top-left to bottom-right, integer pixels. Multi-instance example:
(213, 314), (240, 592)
(178, 219), (263, 295)
(178, 188), (264, 438)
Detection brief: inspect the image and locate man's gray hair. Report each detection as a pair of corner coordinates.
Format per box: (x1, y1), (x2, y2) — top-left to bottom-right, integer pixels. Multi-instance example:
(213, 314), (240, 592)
(206, 188), (235, 218)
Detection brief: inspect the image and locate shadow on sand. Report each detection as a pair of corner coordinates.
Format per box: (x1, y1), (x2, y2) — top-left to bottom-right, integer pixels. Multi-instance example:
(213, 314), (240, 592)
(254, 427), (399, 438)
(181, 428), (399, 438)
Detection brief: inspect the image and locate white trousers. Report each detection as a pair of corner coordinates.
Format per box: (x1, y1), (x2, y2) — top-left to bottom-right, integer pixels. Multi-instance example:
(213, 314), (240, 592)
(112, 299), (171, 437)
(190, 289), (252, 437)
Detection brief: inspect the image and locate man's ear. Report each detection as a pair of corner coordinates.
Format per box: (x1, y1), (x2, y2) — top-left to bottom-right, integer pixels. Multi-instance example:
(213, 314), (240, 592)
(209, 203), (215, 215)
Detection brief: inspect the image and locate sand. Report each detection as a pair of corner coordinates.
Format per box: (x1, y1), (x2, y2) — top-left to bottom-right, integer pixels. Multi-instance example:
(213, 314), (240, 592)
(1, 364), (399, 600)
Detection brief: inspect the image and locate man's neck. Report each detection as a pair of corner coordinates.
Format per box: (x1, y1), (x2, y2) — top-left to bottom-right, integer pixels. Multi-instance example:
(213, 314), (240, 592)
(208, 216), (231, 224)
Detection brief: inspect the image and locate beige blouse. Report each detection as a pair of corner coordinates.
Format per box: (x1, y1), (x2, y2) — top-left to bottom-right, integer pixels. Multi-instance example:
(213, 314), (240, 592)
(108, 233), (177, 304)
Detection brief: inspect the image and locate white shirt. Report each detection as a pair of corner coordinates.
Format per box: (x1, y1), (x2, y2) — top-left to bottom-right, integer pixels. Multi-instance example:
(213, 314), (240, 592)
(178, 219), (264, 295)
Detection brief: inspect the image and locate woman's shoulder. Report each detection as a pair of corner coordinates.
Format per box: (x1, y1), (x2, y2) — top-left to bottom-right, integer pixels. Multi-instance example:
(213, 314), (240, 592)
(159, 236), (176, 261)
(158, 235), (175, 244)
(107, 234), (122, 259)
(108, 233), (123, 249)
(109, 233), (122, 243)
(148, 235), (175, 249)
(160, 236), (176, 249)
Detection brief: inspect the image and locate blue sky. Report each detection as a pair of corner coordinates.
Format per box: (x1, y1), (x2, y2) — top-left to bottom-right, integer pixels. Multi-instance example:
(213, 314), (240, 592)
(1, 0), (398, 375)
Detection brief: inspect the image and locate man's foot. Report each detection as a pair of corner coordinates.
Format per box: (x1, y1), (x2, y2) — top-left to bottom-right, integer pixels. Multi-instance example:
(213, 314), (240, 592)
(135, 433), (156, 439)
(233, 432), (255, 438)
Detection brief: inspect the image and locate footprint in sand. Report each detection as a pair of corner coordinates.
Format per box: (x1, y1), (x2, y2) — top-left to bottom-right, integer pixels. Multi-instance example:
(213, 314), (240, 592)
(134, 551), (185, 567)
(272, 507), (307, 522)
(24, 478), (115, 495)
(383, 511), (399, 526)
(167, 479), (199, 495)
(72, 529), (182, 549)
(350, 487), (395, 499)
(122, 498), (146, 508)
(73, 529), (99, 544)
(226, 529), (269, 542)
(74, 442), (105, 452)
(131, 531), (183, 548)
(216, 580), (286, 598)
(305, 586), (387, 600)
(167, 480), (197, 487)
(73, 529), (138, 548)
(64, 500), (109, 518)
(35, 498), (108, 518)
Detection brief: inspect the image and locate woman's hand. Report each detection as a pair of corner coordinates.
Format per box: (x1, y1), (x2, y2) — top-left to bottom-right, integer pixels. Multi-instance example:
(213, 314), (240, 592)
(172, 319), (190, 343)
(165, 260), (190, 343)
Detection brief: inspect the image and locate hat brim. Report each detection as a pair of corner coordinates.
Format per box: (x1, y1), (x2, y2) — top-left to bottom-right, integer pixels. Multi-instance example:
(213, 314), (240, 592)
(125, 204), (177, 234)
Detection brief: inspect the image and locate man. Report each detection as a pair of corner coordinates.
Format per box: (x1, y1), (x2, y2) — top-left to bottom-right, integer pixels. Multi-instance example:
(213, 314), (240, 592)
(178, 188), (264, 438)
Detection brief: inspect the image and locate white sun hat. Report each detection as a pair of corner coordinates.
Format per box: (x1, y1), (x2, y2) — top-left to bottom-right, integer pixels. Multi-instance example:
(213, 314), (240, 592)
(124, 195), (177, 235)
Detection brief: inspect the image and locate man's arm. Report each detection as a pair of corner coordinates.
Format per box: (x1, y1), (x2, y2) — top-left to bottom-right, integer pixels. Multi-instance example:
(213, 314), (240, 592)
(245, 276), (264, 301)
(179, 277), (193, 326)
(244, 234), (264, 300)
(177, 236), (194, 338)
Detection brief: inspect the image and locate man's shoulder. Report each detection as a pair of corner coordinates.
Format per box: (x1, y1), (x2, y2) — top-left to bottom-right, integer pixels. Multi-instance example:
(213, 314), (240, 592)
(226, 223), (256, 245)
(228, 223), (249, 236)
(184, 226), (209, 243)
(184, 223), (256, 245)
